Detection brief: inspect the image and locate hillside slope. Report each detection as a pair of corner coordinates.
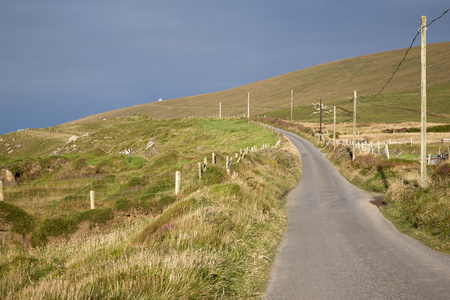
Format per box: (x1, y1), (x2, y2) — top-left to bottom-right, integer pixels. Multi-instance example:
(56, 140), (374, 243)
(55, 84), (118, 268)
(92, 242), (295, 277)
(0, 117), (301, 298)
(70, 42), (450, 123)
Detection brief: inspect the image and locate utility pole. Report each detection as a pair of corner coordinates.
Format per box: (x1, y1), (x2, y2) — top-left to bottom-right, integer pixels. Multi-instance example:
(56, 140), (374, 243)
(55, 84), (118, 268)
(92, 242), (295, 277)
(319, 96), (322, 140)
(247, 92), (250, 119)
(353, 91), (357, 162)
(333, 106), (336, 149)
(420, 15), (427, 186)
(291, 90), (294, 123)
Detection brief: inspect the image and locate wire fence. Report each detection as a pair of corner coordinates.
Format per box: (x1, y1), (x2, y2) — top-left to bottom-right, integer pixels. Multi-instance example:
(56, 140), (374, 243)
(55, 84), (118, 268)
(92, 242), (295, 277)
(1, 121), (280, 211)
(0, 173), (177, 208)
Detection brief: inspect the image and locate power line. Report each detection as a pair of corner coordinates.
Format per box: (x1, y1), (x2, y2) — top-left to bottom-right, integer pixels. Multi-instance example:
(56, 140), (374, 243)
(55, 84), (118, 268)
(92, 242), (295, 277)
(366, 9), (449, 102)
(426, 8), (450, 27)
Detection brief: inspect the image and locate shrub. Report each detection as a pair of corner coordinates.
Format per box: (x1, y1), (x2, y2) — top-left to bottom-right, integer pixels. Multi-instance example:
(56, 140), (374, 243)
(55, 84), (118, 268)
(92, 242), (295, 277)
(114, 198), (133, 211)
(40, 218), (76, 237)
(408, 125), (450, 133)
(0, 202), (35, 237)
(432, 162), (450, 184)
(148, 195), (177, 214)
(37, 208), (114, 243)
(202, 165), (225, 185)
(75, 208), (114, 225)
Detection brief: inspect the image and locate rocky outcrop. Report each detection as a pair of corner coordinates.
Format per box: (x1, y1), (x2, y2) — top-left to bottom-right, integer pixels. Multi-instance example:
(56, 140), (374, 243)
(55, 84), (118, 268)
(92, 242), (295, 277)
(0, 169), (16, 186)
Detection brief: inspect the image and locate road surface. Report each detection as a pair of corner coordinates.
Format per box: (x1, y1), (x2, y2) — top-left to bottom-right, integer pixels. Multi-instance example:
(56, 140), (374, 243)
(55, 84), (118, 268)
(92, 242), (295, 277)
(266, 129), (450, 299)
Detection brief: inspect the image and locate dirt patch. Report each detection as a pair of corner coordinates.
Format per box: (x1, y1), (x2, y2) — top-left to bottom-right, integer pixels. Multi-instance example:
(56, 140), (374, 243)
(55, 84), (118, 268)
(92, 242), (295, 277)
(370, 192), (386, 208)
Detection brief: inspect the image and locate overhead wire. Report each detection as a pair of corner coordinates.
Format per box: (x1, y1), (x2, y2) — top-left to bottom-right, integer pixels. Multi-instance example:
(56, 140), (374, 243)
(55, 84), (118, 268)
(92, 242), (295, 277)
(365, 8), (450, 103)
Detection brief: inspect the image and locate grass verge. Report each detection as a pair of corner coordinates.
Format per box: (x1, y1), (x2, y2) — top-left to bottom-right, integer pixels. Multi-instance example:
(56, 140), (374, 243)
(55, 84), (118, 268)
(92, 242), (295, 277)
(323, 143), (450, 254)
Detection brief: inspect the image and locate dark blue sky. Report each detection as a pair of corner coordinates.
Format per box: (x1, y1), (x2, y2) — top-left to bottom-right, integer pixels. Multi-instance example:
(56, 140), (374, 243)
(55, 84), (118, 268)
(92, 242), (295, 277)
(1, 1), (449, 134)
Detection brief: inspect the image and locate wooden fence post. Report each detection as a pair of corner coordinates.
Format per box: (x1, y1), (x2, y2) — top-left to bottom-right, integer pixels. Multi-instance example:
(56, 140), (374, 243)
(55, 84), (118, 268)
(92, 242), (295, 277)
(198, 163), (202, 179)
(175, 171), (181, 195)
(385, 144), (390, 160)
(90, 190), (95, 209)
(0, 181), (4, 202)
(212, 153), (216, 165)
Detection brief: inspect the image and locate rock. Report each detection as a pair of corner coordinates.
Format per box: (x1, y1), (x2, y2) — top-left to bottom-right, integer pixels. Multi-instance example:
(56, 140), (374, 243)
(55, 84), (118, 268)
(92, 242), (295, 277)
(0, 169), (16, 186)
(29, 161), (42, 175)
(68, 135), (79, 143)
(145, 139), (155, 150)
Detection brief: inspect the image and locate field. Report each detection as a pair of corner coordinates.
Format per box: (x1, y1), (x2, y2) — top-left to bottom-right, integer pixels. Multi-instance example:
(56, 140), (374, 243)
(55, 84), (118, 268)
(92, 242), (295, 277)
(0, 117), (301, 298)
(305, 121), (450, 159)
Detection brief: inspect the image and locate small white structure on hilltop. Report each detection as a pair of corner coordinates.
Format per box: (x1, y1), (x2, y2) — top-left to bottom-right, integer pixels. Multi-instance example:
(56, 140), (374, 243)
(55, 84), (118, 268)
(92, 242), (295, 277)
(158, 98), (163, 102)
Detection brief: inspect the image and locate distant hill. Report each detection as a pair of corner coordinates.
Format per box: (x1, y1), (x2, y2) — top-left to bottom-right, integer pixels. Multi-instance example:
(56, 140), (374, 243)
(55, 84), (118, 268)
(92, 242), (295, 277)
(69, 42), (450, 124)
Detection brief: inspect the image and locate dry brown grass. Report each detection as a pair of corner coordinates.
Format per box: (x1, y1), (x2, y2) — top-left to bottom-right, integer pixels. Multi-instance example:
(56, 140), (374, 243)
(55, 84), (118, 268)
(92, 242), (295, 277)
(0, 133), (301, 299)
(323, 137), (450, 253)
(303, 121), (449, 158)
(68, 42), (450, 124)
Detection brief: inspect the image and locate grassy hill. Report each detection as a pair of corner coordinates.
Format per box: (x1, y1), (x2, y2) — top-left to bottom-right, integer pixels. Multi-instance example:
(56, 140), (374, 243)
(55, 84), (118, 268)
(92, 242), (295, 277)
(69, 42), (450, 124)
(0, 117), (301, 298)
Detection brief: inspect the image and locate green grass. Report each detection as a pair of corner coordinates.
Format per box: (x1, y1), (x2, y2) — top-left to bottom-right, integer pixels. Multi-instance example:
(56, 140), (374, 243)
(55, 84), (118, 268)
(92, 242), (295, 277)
(397, 153), (420, 160)
(0, 117), (279, 221)
(0, 117), (300, 298)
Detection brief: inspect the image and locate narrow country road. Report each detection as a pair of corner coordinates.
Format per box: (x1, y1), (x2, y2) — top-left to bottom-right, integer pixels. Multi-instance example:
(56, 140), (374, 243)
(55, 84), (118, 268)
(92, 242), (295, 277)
(266, 129), (450, 299)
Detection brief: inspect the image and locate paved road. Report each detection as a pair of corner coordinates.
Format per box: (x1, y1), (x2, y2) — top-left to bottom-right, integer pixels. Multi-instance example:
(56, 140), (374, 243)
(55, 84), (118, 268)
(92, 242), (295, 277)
(266, 129), (450, 299)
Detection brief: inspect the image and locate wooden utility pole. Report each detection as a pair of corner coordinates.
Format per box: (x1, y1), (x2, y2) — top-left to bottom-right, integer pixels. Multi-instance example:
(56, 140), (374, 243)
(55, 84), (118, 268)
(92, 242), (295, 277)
(291, 90), (294, 123)
(333, 106), (336, 149)
(319, 97), (322, 140)
(247, 93), (250, 119)
(420, 15), (427, 186)
(353, 91), (357, 162)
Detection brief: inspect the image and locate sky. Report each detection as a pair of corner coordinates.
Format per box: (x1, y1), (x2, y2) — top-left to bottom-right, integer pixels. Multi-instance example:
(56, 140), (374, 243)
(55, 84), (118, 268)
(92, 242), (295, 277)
(0, 1), (449, 135)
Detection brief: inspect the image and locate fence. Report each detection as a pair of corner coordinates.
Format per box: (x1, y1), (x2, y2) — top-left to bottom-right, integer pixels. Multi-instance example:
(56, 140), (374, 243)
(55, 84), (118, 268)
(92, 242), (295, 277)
(197, 135), (281, 179)
(0, 172), (180, 209)
(1, 135), (281, 206)
(326, 138), (449, 165)
(2, 120), (280, 210)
